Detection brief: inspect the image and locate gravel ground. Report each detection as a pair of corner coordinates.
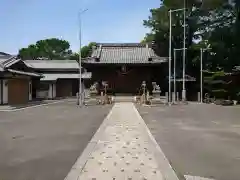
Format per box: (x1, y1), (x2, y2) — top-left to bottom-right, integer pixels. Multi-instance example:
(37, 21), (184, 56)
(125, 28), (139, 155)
(137, 103), (240, 180)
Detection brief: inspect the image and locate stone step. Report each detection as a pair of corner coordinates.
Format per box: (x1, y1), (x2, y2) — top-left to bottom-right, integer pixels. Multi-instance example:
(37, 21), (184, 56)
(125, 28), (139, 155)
(114, 96), (135, 102)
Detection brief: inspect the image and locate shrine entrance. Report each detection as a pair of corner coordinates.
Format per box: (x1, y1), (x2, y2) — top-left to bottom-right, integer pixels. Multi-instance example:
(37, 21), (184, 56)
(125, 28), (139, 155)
(86, 64), (166, 95)
(109, 65), (143, 94)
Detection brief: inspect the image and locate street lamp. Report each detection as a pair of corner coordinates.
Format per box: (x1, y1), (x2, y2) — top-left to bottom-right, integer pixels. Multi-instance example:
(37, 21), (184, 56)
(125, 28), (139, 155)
(77, 9), (88, 106)
(168, 6), (186, 105)
(200, 46), (211, 103)
(173, 48), (187, 103)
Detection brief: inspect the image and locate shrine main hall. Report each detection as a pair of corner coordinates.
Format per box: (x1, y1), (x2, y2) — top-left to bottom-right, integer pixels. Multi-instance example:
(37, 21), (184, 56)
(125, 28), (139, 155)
(83, 43), (168, 94)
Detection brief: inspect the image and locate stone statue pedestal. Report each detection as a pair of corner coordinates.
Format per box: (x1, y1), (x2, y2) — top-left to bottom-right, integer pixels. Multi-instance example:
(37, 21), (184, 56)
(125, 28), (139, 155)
(90, 90), (98, 97)
(152, 90), (161, 99)
(152, 82), (161, 99)
(151, 82), (163, 104)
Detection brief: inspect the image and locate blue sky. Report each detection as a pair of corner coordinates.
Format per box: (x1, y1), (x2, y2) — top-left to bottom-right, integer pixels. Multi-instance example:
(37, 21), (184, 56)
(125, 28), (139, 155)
(0, 0), (160, 54)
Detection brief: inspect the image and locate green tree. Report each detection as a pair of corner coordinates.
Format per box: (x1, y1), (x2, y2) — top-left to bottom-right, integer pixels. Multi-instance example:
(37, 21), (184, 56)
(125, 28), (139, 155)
(18, 38), (73, 60)
(143, 0), (236, 73)
(143, 0), (208, 77)
(80, 42), (97, 58)
(143, 0), (240, 99)
(18, 45), (38, 60)
(143, 0), (228, 53)
(201, 0), (239, 72)
(68, 42), (97, 60)
(69, 53), (79, 60)
(141, 33), (154, 44)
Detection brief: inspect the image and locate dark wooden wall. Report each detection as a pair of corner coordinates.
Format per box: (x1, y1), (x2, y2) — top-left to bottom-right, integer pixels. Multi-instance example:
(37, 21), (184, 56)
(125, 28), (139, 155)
(84, 64), (167, 94)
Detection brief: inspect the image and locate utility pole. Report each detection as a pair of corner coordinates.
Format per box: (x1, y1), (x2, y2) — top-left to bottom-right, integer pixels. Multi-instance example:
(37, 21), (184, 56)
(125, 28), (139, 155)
(200, 47), (211, 103)
(168, 7), (185, 105)
(182, 0), (187, 102)
(174, 48), (187, 103)
(173, 49), (176, 103)
(200, 48), (203, 103)
(77, 9), (88, 106)
(168, 10), (172, 105)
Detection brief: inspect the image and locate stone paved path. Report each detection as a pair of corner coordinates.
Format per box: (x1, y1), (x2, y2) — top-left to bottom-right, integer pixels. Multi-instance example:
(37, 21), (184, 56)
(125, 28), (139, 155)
(65, 102), (179, 180)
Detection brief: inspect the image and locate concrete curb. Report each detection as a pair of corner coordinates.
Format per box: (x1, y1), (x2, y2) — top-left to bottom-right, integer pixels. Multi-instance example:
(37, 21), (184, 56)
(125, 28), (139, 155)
(0, 100), (69, 112)
(132, 103), (180, 180)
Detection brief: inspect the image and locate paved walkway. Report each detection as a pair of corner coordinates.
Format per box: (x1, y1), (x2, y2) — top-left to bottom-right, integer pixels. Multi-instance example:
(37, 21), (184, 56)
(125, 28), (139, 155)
(65, 102), (179, 180)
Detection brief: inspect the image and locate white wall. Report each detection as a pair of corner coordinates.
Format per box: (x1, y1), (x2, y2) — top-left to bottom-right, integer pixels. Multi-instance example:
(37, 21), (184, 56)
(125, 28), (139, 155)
(36, 91), (48, 99)
(48, 83), (53, 99)
(53, 83), (56, 98)
(48, 83), (56, 99)
(29, 81), (32, 101)
(36, 82), (56, 99)
(3, 80), (8, 104)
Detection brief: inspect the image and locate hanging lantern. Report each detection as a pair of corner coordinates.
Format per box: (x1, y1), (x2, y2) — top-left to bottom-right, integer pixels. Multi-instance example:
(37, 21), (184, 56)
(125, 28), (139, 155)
(121, 65), (127, 73)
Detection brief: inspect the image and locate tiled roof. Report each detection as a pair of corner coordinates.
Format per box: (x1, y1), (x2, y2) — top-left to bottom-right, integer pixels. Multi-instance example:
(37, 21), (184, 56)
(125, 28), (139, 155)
(41, 73), (92, 81)
(25, 60), (80, 69)
(0, 57), (42, 77)
(83, 43), (167, 64)
(0, 52), (14, 71)
(0, 60), (5, 71)
(0, 56), (18, 71)
(23, 60), (91, 79)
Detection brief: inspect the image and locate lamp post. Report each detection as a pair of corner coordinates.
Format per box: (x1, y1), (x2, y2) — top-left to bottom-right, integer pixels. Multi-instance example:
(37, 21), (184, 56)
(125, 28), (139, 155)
(173, 48), (187, 103)
(200, 47), (211, 103)
(168, 6), (186, 105)
(77, 9), (88, 106)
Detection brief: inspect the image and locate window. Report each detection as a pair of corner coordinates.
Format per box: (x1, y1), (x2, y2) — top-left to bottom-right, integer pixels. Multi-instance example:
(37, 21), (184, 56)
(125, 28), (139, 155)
(37, 82), (49, 91)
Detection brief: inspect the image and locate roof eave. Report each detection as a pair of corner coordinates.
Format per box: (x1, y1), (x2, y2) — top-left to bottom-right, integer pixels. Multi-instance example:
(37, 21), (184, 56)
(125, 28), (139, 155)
(82, 57), (168, 64)
(7, 69), (42, 77)
(40, 72), (92, 81)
